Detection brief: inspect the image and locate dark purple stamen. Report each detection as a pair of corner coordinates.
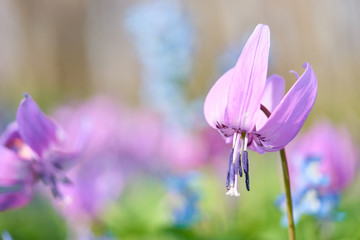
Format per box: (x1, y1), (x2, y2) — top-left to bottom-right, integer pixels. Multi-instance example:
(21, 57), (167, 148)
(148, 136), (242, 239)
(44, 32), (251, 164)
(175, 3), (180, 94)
(40, 173), (48, 185)
(242, 150), (250, 191)
(226, 148), (234, 189)
(49, 174), (62, 198)
(229, 162), (235, 187)
(238, 153), (243, 177)
(60, 176), (72, 185)
(53, 162), (64, 170)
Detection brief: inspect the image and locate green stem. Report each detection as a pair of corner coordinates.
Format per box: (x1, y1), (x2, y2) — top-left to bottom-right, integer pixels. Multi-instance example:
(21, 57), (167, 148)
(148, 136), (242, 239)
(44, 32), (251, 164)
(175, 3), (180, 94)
(260, 104), (295, 239)
(280, 148), (296, 240)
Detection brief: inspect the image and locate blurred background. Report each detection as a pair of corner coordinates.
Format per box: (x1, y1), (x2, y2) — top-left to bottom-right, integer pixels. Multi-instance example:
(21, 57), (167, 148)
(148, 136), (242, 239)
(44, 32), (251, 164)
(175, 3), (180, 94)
(0, 0), (359, 239)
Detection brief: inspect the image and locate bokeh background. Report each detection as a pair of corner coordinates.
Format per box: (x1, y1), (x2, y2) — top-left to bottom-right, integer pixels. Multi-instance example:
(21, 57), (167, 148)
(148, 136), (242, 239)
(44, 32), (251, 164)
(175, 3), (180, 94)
(0, 0), (359, 239)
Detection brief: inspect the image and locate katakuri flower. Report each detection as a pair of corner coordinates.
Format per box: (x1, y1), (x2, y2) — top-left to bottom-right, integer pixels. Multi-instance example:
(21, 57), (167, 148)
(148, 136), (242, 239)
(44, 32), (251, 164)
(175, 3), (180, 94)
(0, 94), (89, 211)
(277, 121), (358, 225)
(204, 24), (317, 196)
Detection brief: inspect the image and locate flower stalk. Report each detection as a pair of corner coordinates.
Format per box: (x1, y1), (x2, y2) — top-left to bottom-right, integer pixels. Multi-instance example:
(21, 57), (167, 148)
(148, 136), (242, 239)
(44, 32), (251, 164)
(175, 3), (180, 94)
(261, 104), (295, 239)
(280, 148), (296, 240)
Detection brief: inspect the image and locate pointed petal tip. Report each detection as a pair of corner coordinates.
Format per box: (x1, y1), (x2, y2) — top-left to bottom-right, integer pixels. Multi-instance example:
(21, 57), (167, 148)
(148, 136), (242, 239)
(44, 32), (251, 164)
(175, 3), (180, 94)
(255, 23), (269, 30)
(16, 95), (60, 156)
(289, 70), (300, 79)
(254, 24), (270, 38)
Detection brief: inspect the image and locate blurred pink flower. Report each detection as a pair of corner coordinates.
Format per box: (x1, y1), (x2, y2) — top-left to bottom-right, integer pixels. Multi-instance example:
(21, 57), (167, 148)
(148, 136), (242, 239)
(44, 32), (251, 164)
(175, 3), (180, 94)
(288, 121), (358, 194)
(277, 120), (358, 224)
(52, 96), (124, 223)
(160, 129), (208, 172)
(52, 96), (162, 225)
(117, 107), (161, 163)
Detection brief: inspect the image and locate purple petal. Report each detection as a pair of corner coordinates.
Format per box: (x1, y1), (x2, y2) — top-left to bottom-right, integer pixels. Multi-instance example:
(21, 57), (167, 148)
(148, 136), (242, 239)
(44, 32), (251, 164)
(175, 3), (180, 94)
(254, 62), (317, 151)
(261, 74), (285, 112)
(16, 94), (62, 157)
(225, 24), (270, 131)
(0, 146), (34, 211)
(204, 70), (232, 129)
(0, 146), (32, 185)
(0, 183), (33, 211)
(204, 68), (236, 138)
(204, 69), (235, 136)
(256, 74), (285, 130)
(50, 117), (92, 171)
(0, 122), (20, 147)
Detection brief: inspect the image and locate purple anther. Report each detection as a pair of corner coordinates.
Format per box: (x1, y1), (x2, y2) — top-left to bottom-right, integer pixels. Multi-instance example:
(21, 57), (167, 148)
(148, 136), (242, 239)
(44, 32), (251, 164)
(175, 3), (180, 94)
(229, 162), (235, 187)
(238, 153), (243, 177)
(242, 150), (250, 191)
(226, 148), (234, 189)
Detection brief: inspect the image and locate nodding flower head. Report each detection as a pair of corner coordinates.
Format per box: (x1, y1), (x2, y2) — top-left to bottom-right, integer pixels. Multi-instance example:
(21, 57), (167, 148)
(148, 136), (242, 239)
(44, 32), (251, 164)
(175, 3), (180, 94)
(204, 24), (317, 196)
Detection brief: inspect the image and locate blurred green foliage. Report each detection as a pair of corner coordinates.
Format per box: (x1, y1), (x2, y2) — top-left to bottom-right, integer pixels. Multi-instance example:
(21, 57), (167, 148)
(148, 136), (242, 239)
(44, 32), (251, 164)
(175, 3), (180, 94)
(2, 153), (358, 239)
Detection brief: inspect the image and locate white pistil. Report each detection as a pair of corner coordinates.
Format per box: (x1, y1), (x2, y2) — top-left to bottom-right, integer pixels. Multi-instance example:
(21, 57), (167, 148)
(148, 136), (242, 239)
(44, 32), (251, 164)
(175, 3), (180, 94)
(226, 175), (240, 196)
(233, 131), (238, 147)
(243, 134), (248, 151)
(233, 175), (240, 196)
(232, 131), (241, 164)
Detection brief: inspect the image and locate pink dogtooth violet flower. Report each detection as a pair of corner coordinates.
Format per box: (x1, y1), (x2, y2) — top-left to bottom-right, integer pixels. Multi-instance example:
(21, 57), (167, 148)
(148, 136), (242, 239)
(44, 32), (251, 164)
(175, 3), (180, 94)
(203, 24), (318, 197)
(0, 94), (89, 211)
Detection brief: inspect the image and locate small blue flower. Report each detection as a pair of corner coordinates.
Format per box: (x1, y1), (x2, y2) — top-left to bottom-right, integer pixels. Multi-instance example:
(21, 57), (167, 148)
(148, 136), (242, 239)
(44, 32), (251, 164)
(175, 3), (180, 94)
(277, 156), (345, 226)
(125, 0), (200, 128)
(2, 231), (12, 240)
(165, 172), (201, 227)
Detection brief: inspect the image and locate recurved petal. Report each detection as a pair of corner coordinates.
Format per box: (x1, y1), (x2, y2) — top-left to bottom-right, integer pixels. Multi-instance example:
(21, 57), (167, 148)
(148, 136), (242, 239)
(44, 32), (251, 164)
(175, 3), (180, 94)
(261, 74), (285, 112)
(256, 74), (285, 130)
(226, 24), (270, 131)
(204, 68), (236, 137)
(255, 62), (317, 151)
(16, 94), (62, 157)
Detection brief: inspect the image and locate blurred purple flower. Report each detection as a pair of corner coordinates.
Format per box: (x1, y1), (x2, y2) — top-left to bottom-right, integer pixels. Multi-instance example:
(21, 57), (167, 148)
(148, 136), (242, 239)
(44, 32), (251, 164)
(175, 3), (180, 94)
(57, 151), (123, 225)
(278, 121), (358, 225)
(51, 96), (163, 231)
(50, 97), (124, 224)
(204, 24), (317, 196)
(0, 94), (88, 211)
(117, 107), (162, 163)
